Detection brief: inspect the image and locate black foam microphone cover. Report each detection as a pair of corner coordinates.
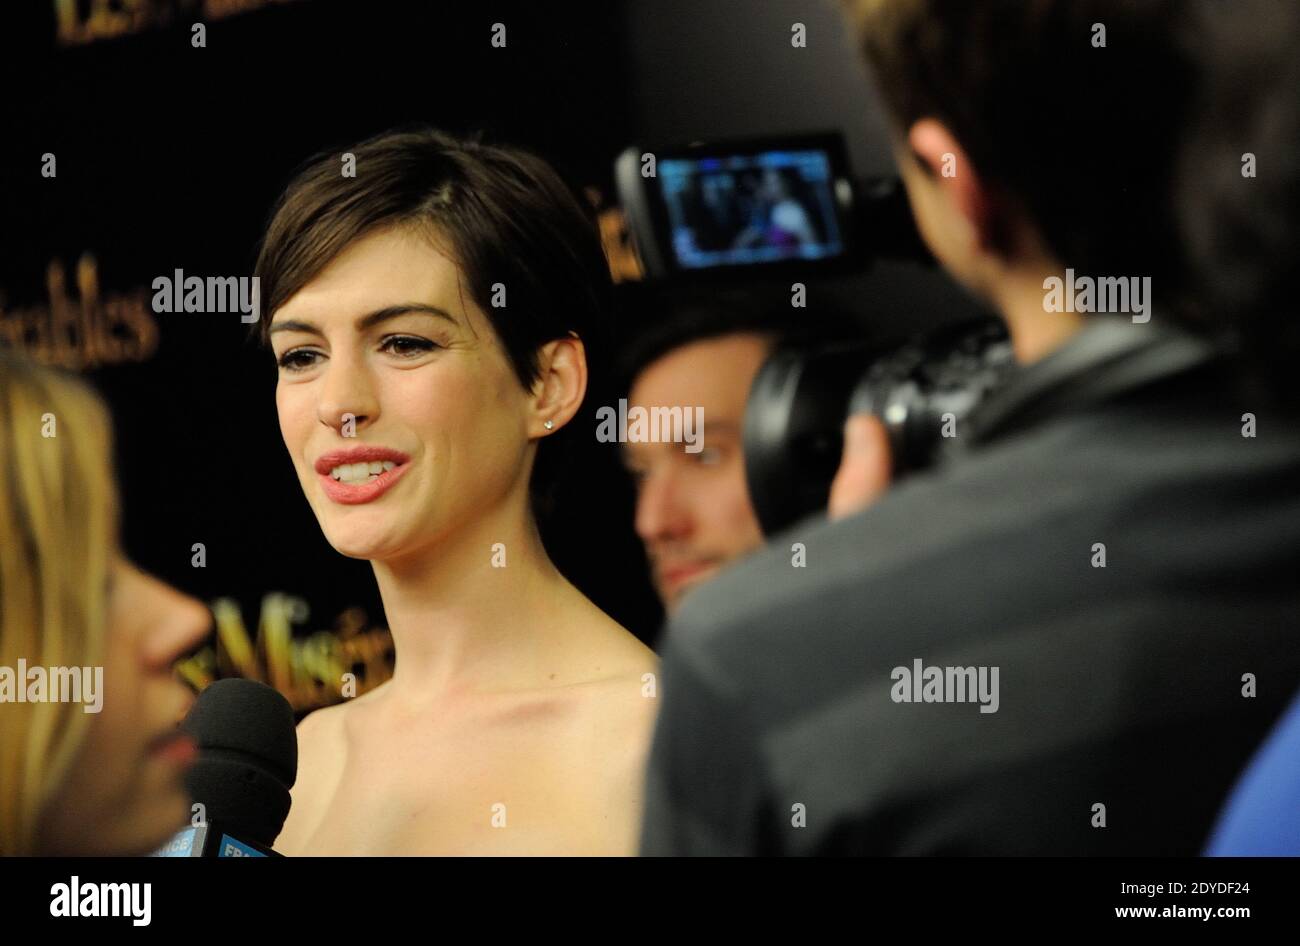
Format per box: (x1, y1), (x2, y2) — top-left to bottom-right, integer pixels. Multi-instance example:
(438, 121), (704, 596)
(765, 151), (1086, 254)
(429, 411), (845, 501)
(179, 678), (298, 849)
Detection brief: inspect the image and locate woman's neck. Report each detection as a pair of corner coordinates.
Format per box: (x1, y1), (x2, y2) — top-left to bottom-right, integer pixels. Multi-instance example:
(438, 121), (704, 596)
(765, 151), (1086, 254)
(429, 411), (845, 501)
(369, 495), (575, 705)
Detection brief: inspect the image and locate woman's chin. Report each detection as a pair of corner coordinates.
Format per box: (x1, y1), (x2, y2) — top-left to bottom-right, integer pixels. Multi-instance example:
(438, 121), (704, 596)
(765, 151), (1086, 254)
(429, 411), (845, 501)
(329, 540), (388, 561)
(324, 528), (403, 562)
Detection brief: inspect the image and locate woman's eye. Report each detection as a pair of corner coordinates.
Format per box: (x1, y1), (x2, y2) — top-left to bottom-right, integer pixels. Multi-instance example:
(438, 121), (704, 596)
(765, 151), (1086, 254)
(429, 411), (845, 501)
(693, 446), (724, 466)
(277, 349), (322, 371)
(380, 335), (438, 357)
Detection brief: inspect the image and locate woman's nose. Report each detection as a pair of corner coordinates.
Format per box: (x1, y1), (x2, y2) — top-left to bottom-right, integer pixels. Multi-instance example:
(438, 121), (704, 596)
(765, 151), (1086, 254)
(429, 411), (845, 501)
(317, 357), (379, 434)
(138, 573), (213, 671)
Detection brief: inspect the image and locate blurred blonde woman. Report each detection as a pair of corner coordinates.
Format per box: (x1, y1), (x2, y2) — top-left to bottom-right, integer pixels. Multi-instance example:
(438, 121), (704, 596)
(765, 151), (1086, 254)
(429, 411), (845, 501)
(0, 354), (211, 855)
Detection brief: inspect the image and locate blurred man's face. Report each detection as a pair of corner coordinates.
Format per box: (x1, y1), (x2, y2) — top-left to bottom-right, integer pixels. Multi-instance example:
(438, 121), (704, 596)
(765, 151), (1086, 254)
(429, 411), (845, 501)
(625, 333), (770, 613)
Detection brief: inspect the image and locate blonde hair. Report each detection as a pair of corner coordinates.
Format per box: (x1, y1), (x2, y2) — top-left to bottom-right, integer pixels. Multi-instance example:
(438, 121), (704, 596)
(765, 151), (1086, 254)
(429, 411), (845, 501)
(0, 354), (117, 855)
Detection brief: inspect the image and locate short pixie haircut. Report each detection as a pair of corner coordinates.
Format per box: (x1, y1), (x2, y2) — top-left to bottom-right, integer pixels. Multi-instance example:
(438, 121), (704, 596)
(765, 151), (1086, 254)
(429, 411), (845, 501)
(254, 127), (612, 513)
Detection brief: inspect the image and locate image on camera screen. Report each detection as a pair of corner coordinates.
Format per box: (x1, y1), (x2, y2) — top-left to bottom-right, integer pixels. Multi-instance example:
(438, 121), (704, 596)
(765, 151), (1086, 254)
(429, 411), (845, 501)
(659, 149), (844, 269)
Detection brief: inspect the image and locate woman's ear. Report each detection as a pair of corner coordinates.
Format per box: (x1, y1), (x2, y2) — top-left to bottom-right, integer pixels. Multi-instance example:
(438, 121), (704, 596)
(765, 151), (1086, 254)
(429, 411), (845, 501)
(529, 335), (587, 439)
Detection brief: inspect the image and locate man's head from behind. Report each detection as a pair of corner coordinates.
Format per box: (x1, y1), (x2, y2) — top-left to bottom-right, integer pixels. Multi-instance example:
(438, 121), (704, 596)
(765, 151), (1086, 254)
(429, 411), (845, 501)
(618, 289), (851, 612)
(842, 0), (1251, 360)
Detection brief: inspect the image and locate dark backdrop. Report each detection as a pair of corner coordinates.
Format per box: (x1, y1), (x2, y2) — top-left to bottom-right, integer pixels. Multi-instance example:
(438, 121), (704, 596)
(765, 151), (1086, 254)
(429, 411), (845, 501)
(0, 0), (987, 712)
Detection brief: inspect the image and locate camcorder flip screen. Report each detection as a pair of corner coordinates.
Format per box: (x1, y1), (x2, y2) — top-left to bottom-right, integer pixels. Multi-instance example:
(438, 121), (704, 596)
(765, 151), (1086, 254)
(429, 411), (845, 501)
(617, 133), (858, 280)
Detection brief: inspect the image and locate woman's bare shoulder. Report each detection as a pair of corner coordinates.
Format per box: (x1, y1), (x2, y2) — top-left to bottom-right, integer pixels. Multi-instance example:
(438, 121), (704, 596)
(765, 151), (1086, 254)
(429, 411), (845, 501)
(565, 592), (659, 676)
(294, 696), (351, 749)
(276, 699), (354, 854)
(564, 612), (661, 748)
(292, 684), (397, 769)
(557, 632), (660, 855)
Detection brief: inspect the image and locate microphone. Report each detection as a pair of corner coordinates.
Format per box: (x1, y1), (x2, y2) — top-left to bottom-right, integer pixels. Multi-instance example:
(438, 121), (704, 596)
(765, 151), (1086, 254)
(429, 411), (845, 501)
(152, 678), (298, 857)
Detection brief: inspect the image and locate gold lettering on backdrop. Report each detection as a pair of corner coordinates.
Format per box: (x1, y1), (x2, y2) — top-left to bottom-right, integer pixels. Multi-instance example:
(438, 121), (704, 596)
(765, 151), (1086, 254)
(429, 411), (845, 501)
(0, 254), (159, 369)
(586, 187), (644, 284)
(53, 0), (305, 47)
(599, 206), (645, 283)
(177, 595), (394, 713)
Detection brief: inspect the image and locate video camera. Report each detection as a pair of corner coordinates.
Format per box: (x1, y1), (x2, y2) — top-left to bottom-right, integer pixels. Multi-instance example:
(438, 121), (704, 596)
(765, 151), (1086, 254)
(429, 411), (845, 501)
(615, 132), (1014, 535)
(615, 132), (927, 282)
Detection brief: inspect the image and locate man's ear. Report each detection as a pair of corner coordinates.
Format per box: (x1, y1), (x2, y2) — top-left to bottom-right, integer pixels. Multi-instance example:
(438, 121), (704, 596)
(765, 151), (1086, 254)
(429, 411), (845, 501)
(529, 335), (587, 438)
(906, 118), (1000, 253)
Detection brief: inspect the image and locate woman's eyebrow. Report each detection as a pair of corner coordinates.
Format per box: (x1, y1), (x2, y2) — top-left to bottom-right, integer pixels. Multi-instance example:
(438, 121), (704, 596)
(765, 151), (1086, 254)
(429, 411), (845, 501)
(269, 303), (458, 337)
(355, 304), (459, 331)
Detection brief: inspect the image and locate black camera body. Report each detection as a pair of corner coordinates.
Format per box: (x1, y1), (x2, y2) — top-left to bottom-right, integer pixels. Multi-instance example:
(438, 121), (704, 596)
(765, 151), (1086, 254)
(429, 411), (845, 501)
(742, 320), (1015, 536)
(615, 132), (927, 282)
(615, 131), (1012, 535)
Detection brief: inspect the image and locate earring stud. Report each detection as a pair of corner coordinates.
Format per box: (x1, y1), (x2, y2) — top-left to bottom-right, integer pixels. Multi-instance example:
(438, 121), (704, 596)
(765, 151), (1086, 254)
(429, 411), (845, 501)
(543, 420), (555, 430)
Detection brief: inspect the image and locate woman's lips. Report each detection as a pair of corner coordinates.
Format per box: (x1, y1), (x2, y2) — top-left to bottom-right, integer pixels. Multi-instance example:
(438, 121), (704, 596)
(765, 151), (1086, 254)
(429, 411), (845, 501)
(314, 446), (412, 506)
(149, 731), (197, 768)
(318, 462), (411, 505)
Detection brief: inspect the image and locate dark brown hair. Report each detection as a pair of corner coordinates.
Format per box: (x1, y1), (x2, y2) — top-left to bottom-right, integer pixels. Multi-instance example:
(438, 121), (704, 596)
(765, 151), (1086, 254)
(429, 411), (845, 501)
(254, 127), (613, 513)
(843, 0), (1200, 293)
(1175, 2), (1300, 398)
(844, 0), (1300, 391)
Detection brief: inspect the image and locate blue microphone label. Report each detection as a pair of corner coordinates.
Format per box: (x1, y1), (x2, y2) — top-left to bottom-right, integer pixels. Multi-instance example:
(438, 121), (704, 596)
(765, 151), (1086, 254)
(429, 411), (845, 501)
(218, 835), (267, 857)
(152, 827), (199, 857)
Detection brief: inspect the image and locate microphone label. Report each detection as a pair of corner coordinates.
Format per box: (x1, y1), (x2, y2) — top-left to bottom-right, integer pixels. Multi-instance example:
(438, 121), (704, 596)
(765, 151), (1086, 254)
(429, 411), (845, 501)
(151, 826), (200, 857)
(219, 835), (267, 857)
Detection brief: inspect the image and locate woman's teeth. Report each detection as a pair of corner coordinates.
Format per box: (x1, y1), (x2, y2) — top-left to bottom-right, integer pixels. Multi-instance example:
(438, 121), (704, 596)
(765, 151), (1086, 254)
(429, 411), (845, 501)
(330, 460), (397, 484)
